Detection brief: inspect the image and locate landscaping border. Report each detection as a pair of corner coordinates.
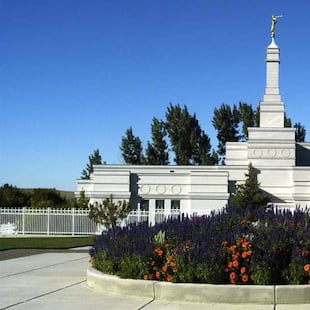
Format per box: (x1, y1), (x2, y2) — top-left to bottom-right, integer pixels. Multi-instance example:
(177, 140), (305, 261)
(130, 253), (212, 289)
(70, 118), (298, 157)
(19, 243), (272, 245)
(87, 267), (310, 305)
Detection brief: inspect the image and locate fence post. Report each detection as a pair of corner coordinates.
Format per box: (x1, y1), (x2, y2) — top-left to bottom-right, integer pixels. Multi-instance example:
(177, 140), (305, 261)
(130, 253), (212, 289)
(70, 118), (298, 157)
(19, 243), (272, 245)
(47, 207), (50, 236)
(22, 207), (25, 235)
(72, 208), (75, 236)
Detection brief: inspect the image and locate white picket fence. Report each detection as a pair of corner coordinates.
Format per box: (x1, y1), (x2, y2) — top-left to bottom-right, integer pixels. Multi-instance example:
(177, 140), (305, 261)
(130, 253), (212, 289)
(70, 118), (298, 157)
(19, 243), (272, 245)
(0, 207), (181, 236)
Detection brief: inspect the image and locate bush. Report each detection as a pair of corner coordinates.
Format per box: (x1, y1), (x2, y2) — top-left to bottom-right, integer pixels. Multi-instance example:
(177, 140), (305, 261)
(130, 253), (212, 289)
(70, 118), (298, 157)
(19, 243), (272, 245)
(89, 206), (310, 285)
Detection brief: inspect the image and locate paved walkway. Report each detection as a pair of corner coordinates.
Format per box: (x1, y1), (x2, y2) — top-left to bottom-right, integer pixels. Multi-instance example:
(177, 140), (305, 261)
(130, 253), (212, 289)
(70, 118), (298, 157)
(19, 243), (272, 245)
(0, 249), (306, 310)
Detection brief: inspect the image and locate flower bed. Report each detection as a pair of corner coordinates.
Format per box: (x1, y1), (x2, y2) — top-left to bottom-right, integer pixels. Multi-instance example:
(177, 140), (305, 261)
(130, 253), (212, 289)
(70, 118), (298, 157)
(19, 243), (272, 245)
(89, 206), (310, 285)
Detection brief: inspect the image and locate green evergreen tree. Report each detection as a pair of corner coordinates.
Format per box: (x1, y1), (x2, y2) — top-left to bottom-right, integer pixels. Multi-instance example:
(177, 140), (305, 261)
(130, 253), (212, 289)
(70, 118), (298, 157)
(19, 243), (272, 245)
(88, 194), (130, 229)
(81, 149), (103, 179)
(120, 127), (145, 164)
(165, 103), (215, 165)
(233, 163), (270, 212)
(145, 118), (169, 165)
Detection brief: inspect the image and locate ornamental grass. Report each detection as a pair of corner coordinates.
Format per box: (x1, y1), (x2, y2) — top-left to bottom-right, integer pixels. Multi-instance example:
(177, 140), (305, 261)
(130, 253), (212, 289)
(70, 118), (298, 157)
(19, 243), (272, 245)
(89, 206), (310, 285)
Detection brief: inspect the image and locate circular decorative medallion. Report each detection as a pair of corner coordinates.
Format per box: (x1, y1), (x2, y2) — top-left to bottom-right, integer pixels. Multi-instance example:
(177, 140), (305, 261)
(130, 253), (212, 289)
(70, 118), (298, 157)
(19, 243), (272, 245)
(156, 185), (166, 194)
(171, 185), (182, 194)
(267, 149), (277, 158)
(281, 149), (290, 158)
(253, 149), (263, 157)
(140, 185), (151, 194)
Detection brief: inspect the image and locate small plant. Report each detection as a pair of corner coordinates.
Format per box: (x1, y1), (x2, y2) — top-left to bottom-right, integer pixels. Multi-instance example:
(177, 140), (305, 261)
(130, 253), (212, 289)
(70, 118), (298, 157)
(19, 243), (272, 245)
(282, 259), (306, 285)
(250, 262), (272, 285)
(88, 194), (130, 229)
(222, 237), (253, 284)
(154, 230), (166, 246)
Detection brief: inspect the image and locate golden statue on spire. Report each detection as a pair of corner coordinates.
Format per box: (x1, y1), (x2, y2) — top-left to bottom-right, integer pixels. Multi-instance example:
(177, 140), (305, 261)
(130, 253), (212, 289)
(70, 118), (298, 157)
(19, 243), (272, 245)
(271, 15), (283, 39)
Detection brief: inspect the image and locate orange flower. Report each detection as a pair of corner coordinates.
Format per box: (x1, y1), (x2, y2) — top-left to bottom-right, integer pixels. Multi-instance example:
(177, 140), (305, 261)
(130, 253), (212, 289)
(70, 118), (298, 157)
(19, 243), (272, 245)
(247, 250), (253, 256)
(157, 249), (164, 256)
(237, 238), (243, 245)
(241, 251), (248, 259)
(166, 274), (173, 282)
(242, 274), (249, 283)
(144, 274), (149, 280)
(170, 261), (177, 268)
(222, 240), (228, 246)
(229, 244), (237, 252)
(162, 265), (168, 272)
(155, 247), (160, 252)
(242, 241), (250, 248)
(155, 271), (161, 279)
(233, 253), (240, 261)
(240, 267), (247, 274)
(304, 264), (310, 273)
(167, 255), (173, 262)
(228, 261), (233, 269)
(232, 260), (239, 268)
(230, 272), (237, 281)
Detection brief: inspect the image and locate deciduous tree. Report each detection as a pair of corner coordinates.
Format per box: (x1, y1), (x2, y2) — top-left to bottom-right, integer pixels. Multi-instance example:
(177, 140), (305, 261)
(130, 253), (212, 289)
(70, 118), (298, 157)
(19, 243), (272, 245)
(294, 122), (306, 142)
(212, 103), (240, 163)
(30, 188), (67, 208)
(0, 184), (30, 208)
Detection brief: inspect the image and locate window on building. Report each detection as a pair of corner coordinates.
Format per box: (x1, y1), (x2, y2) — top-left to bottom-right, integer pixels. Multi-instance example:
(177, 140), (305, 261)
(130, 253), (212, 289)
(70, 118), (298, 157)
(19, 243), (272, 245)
(171, 200), (180, 210)
(140, 199), (149, 211)
(155, 199), (165, 210)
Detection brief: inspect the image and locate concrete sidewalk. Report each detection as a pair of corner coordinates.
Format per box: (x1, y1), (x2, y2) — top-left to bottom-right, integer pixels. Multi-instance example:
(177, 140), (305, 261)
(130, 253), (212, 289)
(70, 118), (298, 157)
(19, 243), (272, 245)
(0, 251), (307, 310)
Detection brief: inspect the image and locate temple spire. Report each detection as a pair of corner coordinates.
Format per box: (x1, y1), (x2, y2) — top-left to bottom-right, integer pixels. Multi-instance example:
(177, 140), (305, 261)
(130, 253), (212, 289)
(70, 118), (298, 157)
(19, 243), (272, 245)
(259, 15), (284, 128)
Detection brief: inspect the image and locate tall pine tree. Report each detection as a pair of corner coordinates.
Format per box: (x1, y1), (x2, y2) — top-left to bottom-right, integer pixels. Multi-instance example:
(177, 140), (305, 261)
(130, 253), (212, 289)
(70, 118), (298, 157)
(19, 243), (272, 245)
(120, 127), (145, 164)
(145, 118), (169, 165)
(165, 103), (215, 165)
(81, 149), (103, 179)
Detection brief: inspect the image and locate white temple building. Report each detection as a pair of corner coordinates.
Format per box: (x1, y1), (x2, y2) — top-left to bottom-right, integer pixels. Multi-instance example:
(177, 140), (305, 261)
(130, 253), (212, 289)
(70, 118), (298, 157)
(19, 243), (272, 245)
(76, 35), (310, 215)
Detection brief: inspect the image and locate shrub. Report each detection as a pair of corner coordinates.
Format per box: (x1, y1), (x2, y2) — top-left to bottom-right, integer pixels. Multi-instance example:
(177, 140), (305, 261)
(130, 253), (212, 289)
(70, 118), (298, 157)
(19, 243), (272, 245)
(88, 194), (130, 229)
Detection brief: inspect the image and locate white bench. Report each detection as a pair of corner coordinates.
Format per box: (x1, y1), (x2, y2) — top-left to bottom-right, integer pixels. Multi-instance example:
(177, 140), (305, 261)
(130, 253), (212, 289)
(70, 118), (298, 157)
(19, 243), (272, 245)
(0, 222), (17, 235)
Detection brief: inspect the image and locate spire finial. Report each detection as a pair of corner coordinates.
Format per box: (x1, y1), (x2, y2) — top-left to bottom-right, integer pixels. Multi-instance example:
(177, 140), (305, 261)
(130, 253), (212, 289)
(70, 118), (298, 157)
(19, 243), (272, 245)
(271, 15), (283, 39)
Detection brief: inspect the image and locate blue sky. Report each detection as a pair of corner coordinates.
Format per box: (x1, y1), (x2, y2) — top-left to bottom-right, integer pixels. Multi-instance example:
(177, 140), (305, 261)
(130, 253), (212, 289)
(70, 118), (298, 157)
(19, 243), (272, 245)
(1, 0), (310, 191)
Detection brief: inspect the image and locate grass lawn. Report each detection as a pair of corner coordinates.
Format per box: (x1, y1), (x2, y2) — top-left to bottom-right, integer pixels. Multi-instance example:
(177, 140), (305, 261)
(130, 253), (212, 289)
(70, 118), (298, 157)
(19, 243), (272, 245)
(0, 236), (94, 251)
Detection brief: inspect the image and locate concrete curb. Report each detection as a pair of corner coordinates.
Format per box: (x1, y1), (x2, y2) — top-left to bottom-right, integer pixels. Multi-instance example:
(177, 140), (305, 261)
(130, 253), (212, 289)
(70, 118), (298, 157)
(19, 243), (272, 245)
(87, 267), (310, 305)
(87, 267), (155, 299)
